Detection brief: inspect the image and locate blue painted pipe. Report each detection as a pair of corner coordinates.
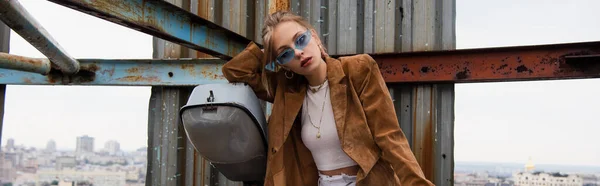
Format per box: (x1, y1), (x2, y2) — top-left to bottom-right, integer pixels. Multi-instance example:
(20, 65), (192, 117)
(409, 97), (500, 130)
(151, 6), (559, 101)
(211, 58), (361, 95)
(0, 0), (80, 74)
(0, 52), (51, 75)
(0, 56), (227, 86)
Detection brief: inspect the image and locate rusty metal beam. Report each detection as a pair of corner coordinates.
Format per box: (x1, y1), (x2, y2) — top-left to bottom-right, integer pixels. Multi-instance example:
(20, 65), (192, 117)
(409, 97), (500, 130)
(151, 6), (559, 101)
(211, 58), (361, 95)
(367, 41), (600, 83)
(0, 53), (226, 86)
(48, 0), (254, 60)
(0, 0), (80, 74)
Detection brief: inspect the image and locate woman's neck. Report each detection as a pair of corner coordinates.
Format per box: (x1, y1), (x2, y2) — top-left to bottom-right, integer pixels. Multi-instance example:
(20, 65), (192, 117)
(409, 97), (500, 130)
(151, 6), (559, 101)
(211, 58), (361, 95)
(305, 58), (328, 86)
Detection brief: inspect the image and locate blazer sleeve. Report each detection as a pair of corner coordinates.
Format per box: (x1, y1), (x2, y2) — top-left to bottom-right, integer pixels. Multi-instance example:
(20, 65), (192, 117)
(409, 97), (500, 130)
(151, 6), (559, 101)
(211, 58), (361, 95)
(222, 42), (276, 103)
(356, 55), (434, 186)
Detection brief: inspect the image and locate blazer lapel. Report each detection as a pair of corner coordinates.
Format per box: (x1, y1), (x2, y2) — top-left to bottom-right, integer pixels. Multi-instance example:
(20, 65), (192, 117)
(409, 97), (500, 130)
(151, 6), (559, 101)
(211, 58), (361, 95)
(282, 85), (306, 142)
(325, 57), (348, 142)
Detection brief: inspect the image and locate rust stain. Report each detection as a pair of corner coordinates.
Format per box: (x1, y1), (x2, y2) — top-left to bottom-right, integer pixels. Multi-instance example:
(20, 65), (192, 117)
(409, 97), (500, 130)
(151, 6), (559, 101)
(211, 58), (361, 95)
(0, 53), (48, 69)
(46, 64), (98, 84)
(204, 29), (220, 53)
(409, 89), (436, 182)
(421, 91), (435, 182)
(125, 66), (152, 74)
(127, 67), (140, 74)
(86, 0), (166, 34)
(197, 0), (210, 19)
(89, 0), (141, 23)
(269, 0), (290, 13)
(180, 64), (197, 76)
(117, 75), (161, 82)
(199, 65), (221, 80)
(226, 37), (235, 57)
(22, 78), (32, 84)
(81, 64), (99, 72)
(47, 69), (60, 84)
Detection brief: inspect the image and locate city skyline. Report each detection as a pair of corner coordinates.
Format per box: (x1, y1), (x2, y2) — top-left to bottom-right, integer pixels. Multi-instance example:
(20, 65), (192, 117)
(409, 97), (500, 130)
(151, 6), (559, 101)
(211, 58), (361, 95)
(2, 137), (144, 152)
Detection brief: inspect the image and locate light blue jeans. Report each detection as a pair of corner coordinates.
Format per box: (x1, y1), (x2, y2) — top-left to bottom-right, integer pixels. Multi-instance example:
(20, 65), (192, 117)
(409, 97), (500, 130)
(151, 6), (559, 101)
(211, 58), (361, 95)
(318, 173), (357, 186)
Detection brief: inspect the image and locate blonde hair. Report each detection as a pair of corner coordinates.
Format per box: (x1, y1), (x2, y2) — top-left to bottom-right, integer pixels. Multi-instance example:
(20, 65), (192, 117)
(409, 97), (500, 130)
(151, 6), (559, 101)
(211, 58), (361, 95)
(260, 10), (324, 97)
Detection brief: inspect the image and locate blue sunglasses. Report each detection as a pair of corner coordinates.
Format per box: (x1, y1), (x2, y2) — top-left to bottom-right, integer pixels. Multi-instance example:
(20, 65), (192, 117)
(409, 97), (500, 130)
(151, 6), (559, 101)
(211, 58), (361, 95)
(265, 30), (312, 71)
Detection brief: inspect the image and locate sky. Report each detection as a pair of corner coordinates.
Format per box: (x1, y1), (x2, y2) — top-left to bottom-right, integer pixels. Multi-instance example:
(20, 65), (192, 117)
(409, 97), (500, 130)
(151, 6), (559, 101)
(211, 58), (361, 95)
(3, 0), (152, 152)
(455, 0), (600, 166)
(2, 0), (600, 166)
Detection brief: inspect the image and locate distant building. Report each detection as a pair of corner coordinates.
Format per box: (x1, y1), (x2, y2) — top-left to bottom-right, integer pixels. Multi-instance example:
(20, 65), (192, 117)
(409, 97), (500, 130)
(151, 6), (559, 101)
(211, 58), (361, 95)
(36, 169), (126, 186)
(3, 152), (21, 168)
(454, 172), (492, 186)
(46, 140), (57, 153)
(87, 155), (127, 166)
(455, 172), (513, 186)
(36, 154), (54, 168)
(55, 156), (76, 170)
(5, 138), (15, 151)
(104, 140), (121, 155)
(22, 157), (38, 173)
(76, 135), (94, 153)
(580, 174), (600, 186)
(512, 157), (583, 186)
(0, 155), (17, 184)
(513, 171), (583, 186)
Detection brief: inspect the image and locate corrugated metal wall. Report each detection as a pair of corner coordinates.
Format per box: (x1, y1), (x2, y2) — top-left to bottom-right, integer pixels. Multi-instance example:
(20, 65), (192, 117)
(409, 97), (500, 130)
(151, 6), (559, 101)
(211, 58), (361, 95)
(149, 0), (455, 185)
(0, 20), (9, 146)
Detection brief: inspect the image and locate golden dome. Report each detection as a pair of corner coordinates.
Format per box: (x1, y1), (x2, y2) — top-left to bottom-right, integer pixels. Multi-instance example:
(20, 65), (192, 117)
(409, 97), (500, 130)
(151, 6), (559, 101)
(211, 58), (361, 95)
(525, 157), (535, 171)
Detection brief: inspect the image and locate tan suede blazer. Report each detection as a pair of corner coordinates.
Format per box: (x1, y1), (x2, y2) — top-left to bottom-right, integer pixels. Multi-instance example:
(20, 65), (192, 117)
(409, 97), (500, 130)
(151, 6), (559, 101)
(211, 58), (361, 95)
(222, 42), (434, 186)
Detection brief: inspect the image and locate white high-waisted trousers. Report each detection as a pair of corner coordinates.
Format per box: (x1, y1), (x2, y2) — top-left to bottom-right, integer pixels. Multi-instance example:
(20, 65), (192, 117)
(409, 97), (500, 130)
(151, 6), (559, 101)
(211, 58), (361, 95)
(318, 173), (357, 186)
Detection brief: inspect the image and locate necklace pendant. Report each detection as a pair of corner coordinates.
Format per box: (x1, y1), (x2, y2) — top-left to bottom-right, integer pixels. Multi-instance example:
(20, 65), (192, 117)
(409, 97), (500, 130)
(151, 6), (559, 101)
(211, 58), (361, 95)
(316, 131), (321, 138)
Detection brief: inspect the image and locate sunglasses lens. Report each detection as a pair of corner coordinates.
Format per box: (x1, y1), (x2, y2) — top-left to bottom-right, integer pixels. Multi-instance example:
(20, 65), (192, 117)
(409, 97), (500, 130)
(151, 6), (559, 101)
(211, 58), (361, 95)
(265, 62), (276, 72)
(295, 31), (311, 50)
(276, 49), (295, 65)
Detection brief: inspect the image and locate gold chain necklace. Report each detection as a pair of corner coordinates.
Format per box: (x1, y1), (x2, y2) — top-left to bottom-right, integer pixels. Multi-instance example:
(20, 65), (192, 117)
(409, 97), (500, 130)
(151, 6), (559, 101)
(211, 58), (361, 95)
(309, 78), (327, 93)
(309, 83), (324, 93)
(304, 87), (328, 138)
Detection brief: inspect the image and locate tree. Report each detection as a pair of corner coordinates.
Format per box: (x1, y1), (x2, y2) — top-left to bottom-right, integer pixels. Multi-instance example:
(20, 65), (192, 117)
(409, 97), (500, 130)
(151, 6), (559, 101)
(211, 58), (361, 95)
(77, 181), (93, 186)
(51, 180), (59, 185)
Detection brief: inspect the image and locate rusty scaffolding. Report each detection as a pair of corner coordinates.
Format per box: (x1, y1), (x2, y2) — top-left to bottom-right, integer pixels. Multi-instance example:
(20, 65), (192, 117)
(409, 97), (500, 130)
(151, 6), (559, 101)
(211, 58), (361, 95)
(1, 0), (599, 185)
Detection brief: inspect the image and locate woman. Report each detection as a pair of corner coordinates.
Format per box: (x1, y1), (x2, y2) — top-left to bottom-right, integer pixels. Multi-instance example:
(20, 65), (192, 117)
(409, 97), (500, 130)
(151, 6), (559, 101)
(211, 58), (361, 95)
(222, 11), (434, 186)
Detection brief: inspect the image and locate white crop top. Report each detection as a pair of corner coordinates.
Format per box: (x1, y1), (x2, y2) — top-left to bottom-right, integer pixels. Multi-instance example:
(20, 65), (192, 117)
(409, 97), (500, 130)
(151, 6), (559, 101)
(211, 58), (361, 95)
(301, 80), (358, 171)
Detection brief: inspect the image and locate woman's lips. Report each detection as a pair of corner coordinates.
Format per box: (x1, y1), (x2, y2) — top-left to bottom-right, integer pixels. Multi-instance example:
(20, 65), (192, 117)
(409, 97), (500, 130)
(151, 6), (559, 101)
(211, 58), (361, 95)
(301, 57), (312, 67)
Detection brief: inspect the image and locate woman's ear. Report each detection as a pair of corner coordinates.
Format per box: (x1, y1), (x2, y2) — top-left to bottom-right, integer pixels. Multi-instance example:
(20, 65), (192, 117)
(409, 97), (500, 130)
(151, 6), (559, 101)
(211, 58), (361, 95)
(311, 29), (329, 58)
